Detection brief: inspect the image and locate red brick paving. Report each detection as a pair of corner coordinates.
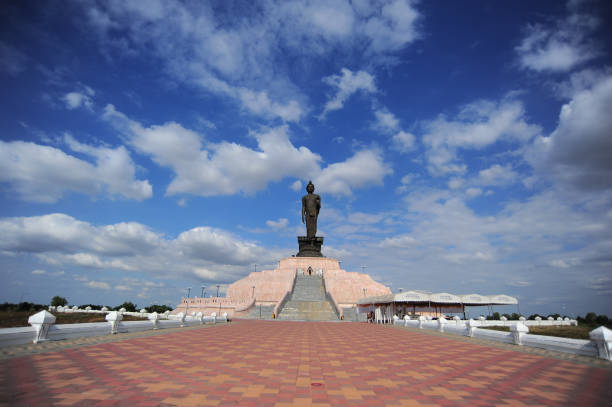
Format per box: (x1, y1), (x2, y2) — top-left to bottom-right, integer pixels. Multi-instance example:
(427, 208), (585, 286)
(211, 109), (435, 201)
(0, 320), (610, 406)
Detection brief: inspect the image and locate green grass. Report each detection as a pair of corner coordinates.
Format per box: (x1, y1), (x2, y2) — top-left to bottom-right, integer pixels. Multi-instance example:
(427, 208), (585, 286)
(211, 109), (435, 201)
(0, 311), (145, 328)
(480, 325), (597, 340)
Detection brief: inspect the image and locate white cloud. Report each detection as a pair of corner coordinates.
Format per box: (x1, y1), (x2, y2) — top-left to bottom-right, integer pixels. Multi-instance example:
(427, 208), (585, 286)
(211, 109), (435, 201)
(373, 108), (399, 133)
(104, 104), (390, 197)
(80, 1), (420, 122)
(379, 235), (417, 248)
(465, 187), (482, 198)
(31, 269), (46, 275)
(544, 75), (612, 191)
(422, 99), (541, 176)
(314, 149), (392, 196)
(0, 213), (285, 282)
(175, 227), (269, 266)
(391, 131), (416, 153)
(448, 177), (464, 190)
(348, 212), (384, 225)
(516, 1), (599, 72)
(291, 180), (303, 192)
(266, 218), (289, 230)
(476, 164), (518, 187)
(507, 280), (532, 287)
(321, 68), (376, 116)
(62, 87), (95, 111)
(85, 281), (111, 290)
(0, 137), (152, 203)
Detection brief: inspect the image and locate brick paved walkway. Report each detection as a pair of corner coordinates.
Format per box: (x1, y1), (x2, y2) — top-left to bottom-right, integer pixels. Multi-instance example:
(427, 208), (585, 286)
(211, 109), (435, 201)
(1, 320), (610, 406)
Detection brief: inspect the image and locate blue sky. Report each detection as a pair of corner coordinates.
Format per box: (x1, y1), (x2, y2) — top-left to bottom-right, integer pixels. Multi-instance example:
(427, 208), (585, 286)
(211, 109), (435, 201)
(1, 0), (611, 316)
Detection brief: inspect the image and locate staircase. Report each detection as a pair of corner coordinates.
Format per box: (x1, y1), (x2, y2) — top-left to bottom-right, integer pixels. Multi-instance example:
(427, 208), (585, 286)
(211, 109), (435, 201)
(244, 304), (275, 319)
(277, 275), (339, 321)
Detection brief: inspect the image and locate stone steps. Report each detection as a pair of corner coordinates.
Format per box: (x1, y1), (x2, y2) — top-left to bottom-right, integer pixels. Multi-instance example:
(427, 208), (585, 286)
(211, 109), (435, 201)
(244, 304), (275, 319)
(277, 275), (338, 321)
(276, 301), (338, 321)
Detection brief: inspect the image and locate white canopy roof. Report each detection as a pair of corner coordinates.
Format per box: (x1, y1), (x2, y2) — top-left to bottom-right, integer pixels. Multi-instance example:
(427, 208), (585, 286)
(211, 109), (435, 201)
(357, 290), (517, 306)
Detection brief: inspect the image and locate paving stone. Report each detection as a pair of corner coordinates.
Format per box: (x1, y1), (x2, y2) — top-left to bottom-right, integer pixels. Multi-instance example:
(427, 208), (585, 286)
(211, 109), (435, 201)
(0, 320), (610, 406)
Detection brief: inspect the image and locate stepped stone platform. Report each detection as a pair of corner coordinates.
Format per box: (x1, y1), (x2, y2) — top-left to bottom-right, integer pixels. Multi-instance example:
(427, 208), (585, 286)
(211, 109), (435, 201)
(277, 275), (338, 321)
(176, 256), (391, 320)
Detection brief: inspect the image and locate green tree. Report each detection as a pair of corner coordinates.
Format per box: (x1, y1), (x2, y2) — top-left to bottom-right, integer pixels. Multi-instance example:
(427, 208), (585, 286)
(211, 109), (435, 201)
(51, 296), (68, 307)
(113, 301), (137, 312)
(79, 304), (103, 310)
(584, 312), (597, 324)
(147, 304), (173, 313)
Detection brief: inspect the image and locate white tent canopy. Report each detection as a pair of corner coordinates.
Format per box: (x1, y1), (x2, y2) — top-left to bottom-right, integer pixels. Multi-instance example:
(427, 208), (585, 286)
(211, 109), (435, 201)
(358, 291), (517, 306)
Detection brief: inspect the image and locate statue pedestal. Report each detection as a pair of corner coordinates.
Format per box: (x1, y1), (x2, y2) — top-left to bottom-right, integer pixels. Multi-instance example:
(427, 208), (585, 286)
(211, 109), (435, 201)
(296, 236), (324, 257)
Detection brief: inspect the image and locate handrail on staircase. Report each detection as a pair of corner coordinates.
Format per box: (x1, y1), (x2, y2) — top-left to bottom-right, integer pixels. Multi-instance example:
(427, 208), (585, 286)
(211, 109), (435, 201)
(273, 271), (297, 318)
(322, 274), (343, 320)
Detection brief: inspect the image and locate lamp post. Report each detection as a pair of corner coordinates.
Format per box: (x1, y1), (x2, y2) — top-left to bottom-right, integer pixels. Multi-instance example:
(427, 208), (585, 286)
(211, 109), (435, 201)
(254, 264), (257, 273)
(201, 286), (206, 298)
(361, 265), (367, 274)
(185, 287), (191, 316)
(362, 288), (367, 297)
(216, 284), (220, 298)
(251, 285), (255, 299)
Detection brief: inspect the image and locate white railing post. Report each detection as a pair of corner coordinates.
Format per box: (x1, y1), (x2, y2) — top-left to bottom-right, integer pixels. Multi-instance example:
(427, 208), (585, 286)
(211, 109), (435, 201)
(105, 311), (123, 334)
(467, 319), (477, 337)
(28, 310), (56, 343)
(177, 312), (185, 327)
(438, 317), (447, 332)
(211, 312), (217, 323)
(148, 312), (159, 329)
(511, 322), (529, 345)
(418, 315), (425, 329)
(589, 326), (612, 360)
(403, 315), (410, 327)
(196, 312), (204, 325)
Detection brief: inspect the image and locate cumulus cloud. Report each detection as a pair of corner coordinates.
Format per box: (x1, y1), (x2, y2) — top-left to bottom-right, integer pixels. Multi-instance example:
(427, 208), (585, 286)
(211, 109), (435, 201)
(62, 86), (95, 111)
(516, 0), (599, 72)
(476, 164), (519, 187)
(526, 74), (612, 191)
(421, 99), (541, 175)
(104, 104), (390, 197)
(392, 131), (416, 153)
(546, 75), (612, 191)
(79, 1), (420, 122)
(465, 187), (482, 198)
(321, 68), (376, 116)
(85, 280), (111, 290)
(266, 218), (289, 230)
(314, 149), (392, 196)
(0, 213), (283, 281)
(0, 138), (151, 202)
(373, 108), (399, 133)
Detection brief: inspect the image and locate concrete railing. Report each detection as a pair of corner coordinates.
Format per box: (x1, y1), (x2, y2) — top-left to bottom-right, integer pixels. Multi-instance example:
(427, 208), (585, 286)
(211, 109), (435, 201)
(273, 272), (297, 318)
(321, 275), (343, 320)
(393, 315), (611, 361)
(0, 310), (228, 348)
